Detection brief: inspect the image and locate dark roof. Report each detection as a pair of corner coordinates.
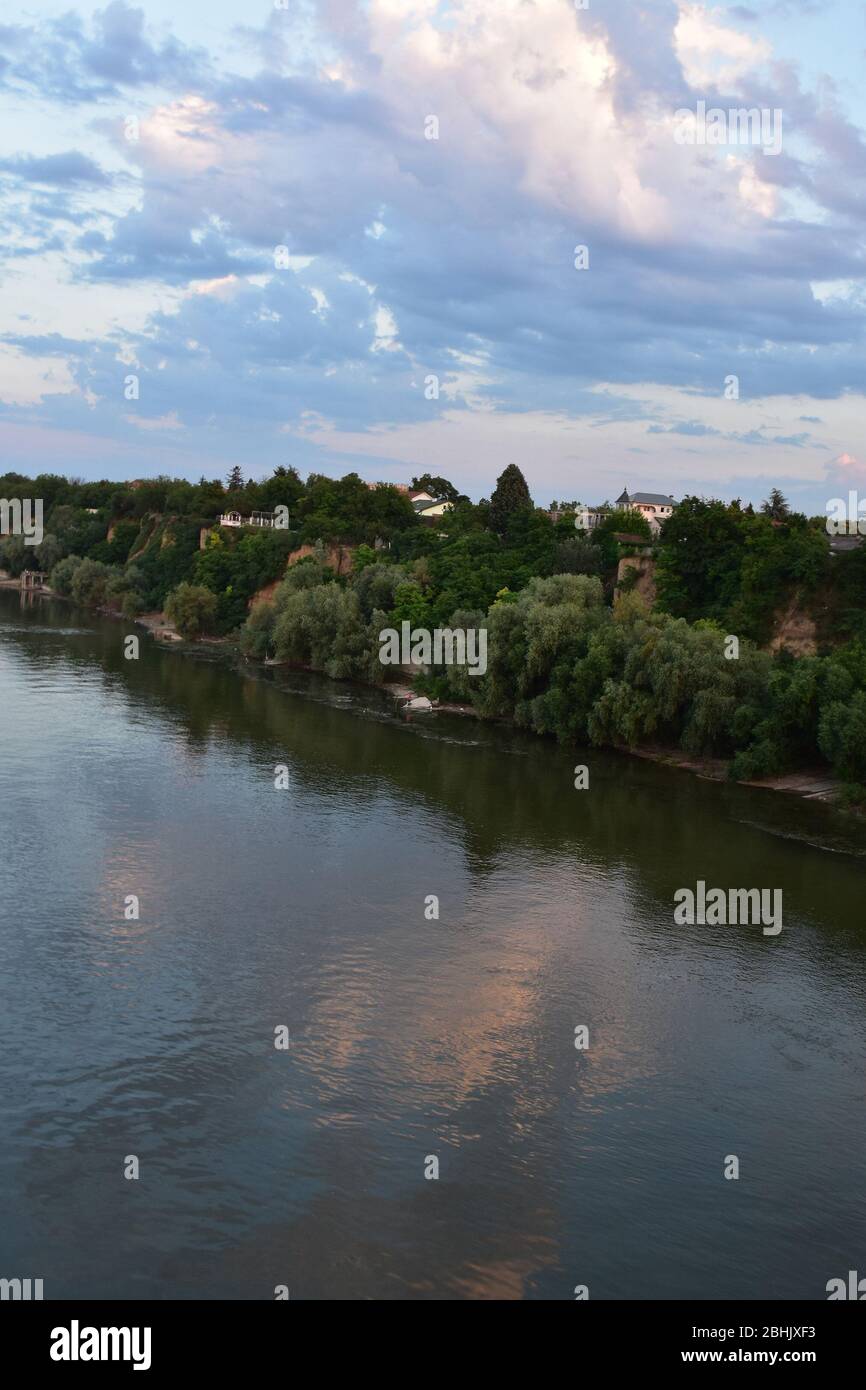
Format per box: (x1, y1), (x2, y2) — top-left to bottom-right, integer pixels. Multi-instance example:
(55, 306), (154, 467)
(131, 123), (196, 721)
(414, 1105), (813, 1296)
(412, 497), (449, 511)
(613, 532), (652, 545)
(628, 492), (675, 506)
(615, 488), (675, 507)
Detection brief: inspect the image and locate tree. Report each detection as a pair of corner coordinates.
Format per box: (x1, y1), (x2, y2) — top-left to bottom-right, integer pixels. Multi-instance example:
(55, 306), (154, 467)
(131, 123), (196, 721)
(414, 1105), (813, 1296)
(0, 534), (27, 576)
(411, 474), (461, 503)
(226, 465), (245, 492)
(165, 582), (218, 638)
(63, 558), (119, 607)
(761, 488), (790, 521)
(240, 599), (277, 659)
(818, 692), (866, 781)
(389, 581), (433, 628)
(654, 496), (744, 624)
(554, 535), (604, 576)
(489, 464), (532, 535)
(256, 465), (303, 513)
(272, 582), (378, 681)
(33, 533), (64, 573)
(353, 561), (407, 620)
(49, 555), (84, 595)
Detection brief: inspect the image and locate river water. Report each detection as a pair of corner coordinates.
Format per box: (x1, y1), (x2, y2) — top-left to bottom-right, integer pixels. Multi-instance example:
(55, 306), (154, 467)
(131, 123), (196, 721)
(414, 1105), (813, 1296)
(1, 587), (865, 1300)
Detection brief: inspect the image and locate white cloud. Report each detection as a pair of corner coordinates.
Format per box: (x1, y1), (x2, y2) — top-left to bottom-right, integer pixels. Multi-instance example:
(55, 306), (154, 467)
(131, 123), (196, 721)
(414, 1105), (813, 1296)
(675, 3), (771, 89)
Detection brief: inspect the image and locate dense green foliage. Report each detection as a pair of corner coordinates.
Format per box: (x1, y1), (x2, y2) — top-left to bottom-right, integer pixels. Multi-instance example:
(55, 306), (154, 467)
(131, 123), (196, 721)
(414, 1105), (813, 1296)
(238, 551), (866, 785)
(655, 496), (828, 642)
(164, 583), (219, 638)
(6, 466), (866, 787)
(0, 466), (419, 635)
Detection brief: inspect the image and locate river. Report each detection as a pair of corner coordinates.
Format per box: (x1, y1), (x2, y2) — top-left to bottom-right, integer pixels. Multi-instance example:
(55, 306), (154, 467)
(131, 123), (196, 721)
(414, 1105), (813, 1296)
(1, 587), (865, 1300)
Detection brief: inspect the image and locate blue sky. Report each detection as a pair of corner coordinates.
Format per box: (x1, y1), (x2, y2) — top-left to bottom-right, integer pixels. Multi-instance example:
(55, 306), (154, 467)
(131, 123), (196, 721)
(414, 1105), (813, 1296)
(1, 0), (865, 509)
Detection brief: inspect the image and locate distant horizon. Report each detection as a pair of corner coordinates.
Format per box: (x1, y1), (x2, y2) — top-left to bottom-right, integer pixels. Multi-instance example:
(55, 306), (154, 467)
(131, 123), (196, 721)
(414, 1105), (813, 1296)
(0, 460), (841, 518)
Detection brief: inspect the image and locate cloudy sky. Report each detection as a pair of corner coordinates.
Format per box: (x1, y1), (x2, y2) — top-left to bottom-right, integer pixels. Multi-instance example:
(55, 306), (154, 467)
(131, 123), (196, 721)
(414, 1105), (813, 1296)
(1, 0), (864, 508)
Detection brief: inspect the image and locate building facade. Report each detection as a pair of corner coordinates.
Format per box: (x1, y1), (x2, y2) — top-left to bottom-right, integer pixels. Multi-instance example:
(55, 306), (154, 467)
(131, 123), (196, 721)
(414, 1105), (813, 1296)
(614, 489), (676, 534)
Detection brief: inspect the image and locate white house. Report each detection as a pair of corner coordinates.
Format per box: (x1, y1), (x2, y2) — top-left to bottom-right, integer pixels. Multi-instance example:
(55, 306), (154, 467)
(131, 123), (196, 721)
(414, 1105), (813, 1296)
(218, 510), (281, 529)
(413, 497), (453, 519)
(575, 506), (608, 531)
(614, 489), (676, 534)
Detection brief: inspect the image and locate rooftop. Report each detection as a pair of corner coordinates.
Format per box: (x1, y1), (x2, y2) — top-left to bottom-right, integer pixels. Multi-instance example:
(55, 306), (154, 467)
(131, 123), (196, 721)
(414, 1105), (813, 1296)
(617, 489), (676, 507)
(412, 497), (450, 511)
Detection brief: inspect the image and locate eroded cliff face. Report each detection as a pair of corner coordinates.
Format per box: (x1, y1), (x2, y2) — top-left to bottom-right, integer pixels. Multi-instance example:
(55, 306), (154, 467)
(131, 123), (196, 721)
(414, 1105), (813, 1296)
(768, 596), (818, 657)
(284, 542), (355, 576)
(612, 556), (821, 658)
(616, 553), (657, 606)
(246, 542), (356, 609)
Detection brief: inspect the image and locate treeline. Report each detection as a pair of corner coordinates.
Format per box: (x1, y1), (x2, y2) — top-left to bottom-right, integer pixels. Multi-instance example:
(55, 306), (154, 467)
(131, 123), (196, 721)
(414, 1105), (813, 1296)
(240, 554), (866, 787)
(234, 477), (866, 789)
(0, 465), (414, 536)
(420, 576), (866, 784)
(0, 466), (424, 631)
(654, 494), (848, 644)
(0, 462), (648, 632)
(5, 462), (866, 785)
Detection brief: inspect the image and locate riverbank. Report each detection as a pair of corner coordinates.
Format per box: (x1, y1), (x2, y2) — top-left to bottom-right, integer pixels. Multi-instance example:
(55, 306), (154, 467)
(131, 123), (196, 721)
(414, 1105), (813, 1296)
(13, 585), (850, 808)
(245, 654), (848, 805)
(627, 744), (842, 802)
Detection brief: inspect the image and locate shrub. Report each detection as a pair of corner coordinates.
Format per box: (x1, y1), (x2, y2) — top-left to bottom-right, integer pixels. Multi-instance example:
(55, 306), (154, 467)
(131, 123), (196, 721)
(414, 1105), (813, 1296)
(49, 555), (84, 595)
(165, 582), (218, 638)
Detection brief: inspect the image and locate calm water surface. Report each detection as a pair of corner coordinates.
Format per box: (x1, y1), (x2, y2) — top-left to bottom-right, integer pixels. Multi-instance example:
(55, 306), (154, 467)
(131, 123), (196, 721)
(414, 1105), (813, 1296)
(1, 588), (865, 1300)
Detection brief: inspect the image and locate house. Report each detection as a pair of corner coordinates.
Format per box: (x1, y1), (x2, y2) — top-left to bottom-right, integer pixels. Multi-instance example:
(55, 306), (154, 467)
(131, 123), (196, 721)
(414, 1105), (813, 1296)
(615, 489), (676, 533)
(575, 506), (608, 532)
(218, 510), (280, 529)
(413, 496), (452, 520)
